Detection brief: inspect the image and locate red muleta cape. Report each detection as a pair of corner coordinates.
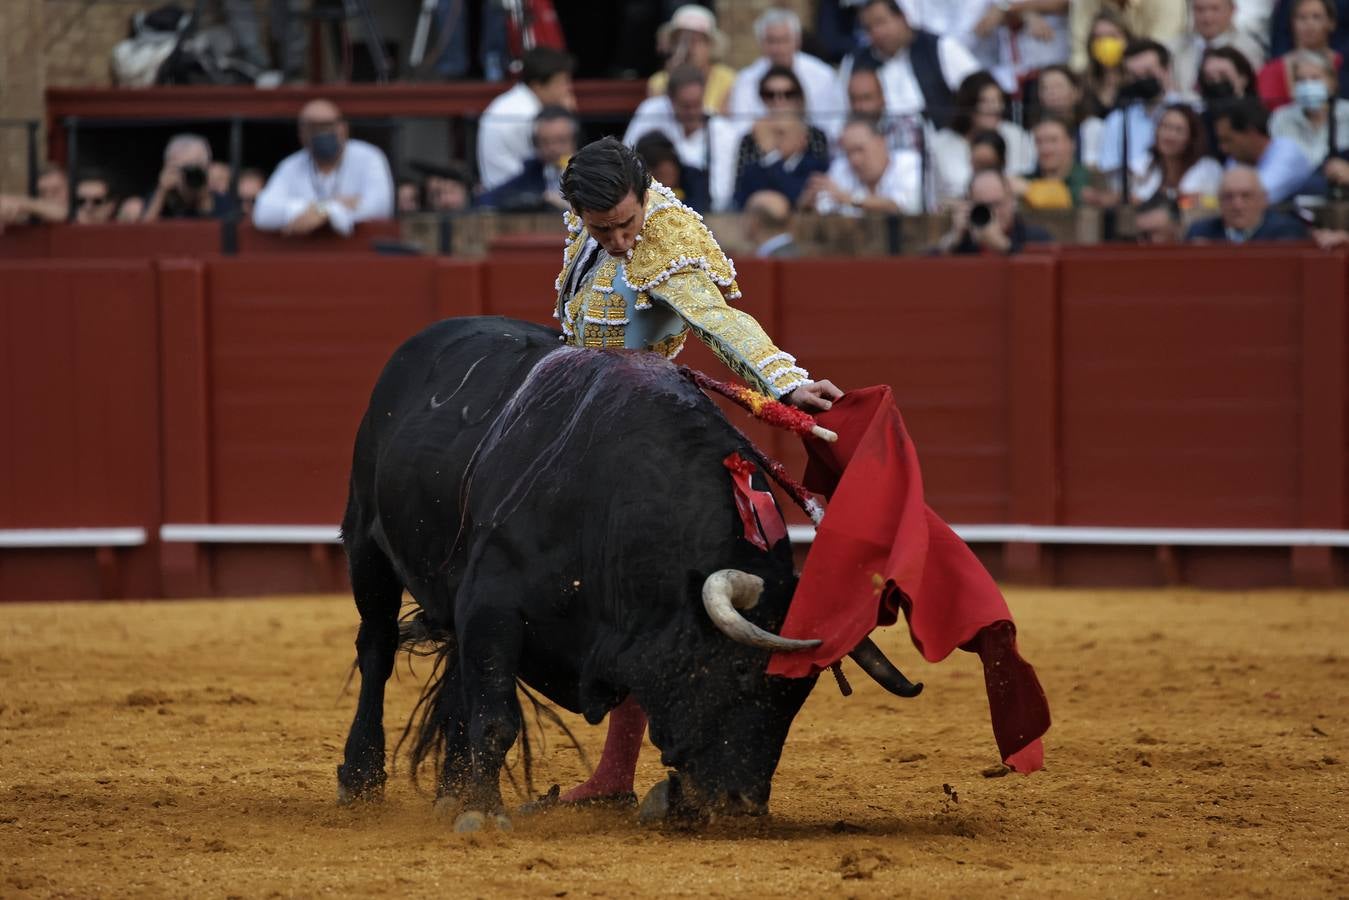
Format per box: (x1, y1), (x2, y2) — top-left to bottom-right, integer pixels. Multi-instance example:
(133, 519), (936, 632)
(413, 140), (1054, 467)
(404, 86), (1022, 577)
(766, 386), (1051, 773)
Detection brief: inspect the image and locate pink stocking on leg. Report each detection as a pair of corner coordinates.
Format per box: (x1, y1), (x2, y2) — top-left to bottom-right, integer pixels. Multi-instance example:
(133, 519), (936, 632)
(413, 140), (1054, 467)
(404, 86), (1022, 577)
(559, 696), (647, 802)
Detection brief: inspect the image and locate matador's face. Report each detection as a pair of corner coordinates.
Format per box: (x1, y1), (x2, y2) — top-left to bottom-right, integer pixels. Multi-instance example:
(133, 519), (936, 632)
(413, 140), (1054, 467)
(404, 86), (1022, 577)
(579, 191), (647, 257)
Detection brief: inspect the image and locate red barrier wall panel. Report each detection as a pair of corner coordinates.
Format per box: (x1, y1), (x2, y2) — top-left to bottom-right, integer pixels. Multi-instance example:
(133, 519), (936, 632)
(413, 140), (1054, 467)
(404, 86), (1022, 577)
(205, 257), (441, 523)
(1059, 250), (1302, 527)
(47, 222), (219, 258)
(0, 262), (160, 528)
(483, 256), (566, 326)
(776, 258), (1012, 523)
(0, 226), (52, 259)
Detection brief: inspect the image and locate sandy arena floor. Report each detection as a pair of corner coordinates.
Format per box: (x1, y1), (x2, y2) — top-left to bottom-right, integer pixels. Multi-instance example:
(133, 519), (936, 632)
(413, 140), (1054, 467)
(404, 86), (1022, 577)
(2, 588), (1347, 898)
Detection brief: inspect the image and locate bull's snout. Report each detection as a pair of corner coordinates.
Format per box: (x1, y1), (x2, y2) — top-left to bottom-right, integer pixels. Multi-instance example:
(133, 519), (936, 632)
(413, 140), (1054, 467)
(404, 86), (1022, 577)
(637, 773), (769, 825)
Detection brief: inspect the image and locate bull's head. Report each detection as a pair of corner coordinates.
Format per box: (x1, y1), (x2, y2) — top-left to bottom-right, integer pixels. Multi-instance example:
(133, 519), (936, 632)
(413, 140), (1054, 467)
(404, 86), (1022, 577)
(628, 566), (922, 825)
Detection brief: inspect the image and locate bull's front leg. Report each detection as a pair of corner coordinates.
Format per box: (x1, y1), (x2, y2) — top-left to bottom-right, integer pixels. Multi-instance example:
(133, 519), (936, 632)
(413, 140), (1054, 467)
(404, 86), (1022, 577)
(451, 605), (523, 832)
(336, 539), (403, 805)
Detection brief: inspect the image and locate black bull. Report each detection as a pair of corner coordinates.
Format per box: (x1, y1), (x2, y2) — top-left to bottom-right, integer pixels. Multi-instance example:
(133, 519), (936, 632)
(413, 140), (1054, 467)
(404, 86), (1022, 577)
(337, 316), (917, 827)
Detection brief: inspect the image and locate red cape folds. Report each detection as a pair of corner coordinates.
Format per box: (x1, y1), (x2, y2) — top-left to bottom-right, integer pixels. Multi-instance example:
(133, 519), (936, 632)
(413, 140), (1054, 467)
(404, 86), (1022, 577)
(766, 386), (1051, 774)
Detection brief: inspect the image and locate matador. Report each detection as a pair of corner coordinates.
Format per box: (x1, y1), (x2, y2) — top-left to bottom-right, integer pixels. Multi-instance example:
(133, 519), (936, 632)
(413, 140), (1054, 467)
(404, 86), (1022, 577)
(549, 136), (842, 806)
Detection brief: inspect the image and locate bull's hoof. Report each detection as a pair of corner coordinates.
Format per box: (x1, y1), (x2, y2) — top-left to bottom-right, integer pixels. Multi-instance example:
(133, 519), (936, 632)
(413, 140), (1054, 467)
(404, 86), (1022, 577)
(637, 778), (671, 826)
(491, 813), (513, 832)
(335, 779), (383, 806)
(453, 811), (486, 833)
(335, 764), (385, 806)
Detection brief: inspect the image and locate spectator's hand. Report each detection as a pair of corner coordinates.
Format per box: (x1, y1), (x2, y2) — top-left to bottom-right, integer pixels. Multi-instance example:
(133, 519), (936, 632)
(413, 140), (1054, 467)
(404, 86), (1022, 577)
(948, 199), (971, 235)
(0, 194), (30, 224)
(974, 5), (1004, 37)
(284, 203), (328, 235)
(1324, 158), (1349, 186)
(972, 218), (1011, 253)
(785, 379), (843, 412)
(1313, 228), (1349, 249)
(799, 172), (831, 209)
(1025, 12), (1056, 42)
(157, 164), (181, 195)
(337, 195), (360, 211)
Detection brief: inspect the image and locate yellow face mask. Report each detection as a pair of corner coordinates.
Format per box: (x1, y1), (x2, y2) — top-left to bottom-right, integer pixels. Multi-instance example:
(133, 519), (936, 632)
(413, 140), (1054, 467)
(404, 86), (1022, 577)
(1091, 35), (1126, 68)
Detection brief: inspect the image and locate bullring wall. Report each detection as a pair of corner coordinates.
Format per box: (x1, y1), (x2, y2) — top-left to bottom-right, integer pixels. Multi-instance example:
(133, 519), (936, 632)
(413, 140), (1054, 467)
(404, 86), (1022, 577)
(1, 242), (1346, 598)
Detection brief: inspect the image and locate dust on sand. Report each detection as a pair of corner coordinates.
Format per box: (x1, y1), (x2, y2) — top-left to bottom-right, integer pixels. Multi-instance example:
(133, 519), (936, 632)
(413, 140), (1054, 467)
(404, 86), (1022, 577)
(1, 589), (1346, 898)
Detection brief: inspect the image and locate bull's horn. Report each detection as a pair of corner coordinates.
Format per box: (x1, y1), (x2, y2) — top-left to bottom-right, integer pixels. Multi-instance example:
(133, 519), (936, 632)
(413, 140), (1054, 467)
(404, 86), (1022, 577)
(702, 570), (822, 652)
(848, 636), (924, 698)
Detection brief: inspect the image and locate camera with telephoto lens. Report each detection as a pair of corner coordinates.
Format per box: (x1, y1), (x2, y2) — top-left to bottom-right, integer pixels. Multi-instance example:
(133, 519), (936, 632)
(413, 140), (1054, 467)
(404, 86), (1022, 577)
(969, 203), (993, 229)
(181, 165), (207, 190)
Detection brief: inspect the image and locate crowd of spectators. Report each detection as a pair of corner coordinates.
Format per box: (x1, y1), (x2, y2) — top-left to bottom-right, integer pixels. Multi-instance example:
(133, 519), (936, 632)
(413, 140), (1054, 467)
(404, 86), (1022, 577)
(9, 0), (1349, 252)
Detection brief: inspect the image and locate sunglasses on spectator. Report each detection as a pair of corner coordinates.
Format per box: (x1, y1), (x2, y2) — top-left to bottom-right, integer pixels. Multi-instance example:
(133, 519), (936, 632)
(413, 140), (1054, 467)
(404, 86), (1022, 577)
(760, 88), (803, 100)
(77, 194), (109, 207)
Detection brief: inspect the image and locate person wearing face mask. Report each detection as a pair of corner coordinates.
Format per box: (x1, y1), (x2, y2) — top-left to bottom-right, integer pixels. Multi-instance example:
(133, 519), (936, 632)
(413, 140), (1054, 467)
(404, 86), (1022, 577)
(1270, 49), (1349, 190)
(1095, 39), (1200, 182)
(1262, 0), (1349, 108)
(1171, 0), (1266, 95)
(142, 134), (232, 222)
(1069, 0), (1188, 72)
(1082, 10), (1133, 117)
(252, 99), (394, 236)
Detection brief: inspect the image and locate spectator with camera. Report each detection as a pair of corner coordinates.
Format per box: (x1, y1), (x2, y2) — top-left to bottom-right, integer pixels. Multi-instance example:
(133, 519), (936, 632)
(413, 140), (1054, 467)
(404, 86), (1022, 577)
(1185, 164), (1310, 240)
(143, 134), (231, 221)
(252, 99), (394, 235)
(800, 117), (922, 215)
(1211, 96), (1317, 202)
(476, 107), (577, 212)
(933, 168), (1054, 254)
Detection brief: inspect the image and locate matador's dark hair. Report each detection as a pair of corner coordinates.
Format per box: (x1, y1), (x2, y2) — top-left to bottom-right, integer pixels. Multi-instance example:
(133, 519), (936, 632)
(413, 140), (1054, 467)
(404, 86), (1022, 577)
(561, 136), (651, 214)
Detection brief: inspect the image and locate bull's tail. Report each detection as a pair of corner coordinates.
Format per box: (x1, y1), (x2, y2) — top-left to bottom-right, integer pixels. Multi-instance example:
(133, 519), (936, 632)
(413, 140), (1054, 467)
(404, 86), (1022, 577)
(391, 606), (589, 801)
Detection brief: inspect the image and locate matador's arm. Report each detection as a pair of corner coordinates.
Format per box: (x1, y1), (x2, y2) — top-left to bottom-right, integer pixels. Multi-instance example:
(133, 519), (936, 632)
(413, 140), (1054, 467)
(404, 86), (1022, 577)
(649, 269), (811, 398)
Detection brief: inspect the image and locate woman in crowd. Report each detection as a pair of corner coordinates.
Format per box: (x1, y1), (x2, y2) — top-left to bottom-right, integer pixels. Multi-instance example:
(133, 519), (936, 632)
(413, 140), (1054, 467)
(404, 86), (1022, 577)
(1269, 49), (1349, 192)
(648, 5), (736, 113)
(1131, 104), (1224, 207)
(1033, 64), (1104, 166)
(929, 71), (1037, 205)
(1259, 0), (1347, 109)
(1082, 10), (1133, 117)
(732, 66), (831, 209)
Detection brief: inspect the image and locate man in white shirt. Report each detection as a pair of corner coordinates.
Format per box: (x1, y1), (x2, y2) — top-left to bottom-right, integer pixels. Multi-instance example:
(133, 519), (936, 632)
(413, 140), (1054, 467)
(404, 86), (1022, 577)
(252, 100), (395, 236)
(623, 66), (743, 211)
(476, 47), (576, 191)
(801, 117), (923, 215)
(841, 0), (981, 128)
(1171, 0), (1266, 93)
(728, 8), (848, 137)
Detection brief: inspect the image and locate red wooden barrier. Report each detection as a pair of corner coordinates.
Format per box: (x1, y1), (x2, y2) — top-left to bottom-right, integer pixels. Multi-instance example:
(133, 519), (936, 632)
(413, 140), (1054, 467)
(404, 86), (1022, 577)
(2, 249), (1347, 599)
(0, 262), (162, 600)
